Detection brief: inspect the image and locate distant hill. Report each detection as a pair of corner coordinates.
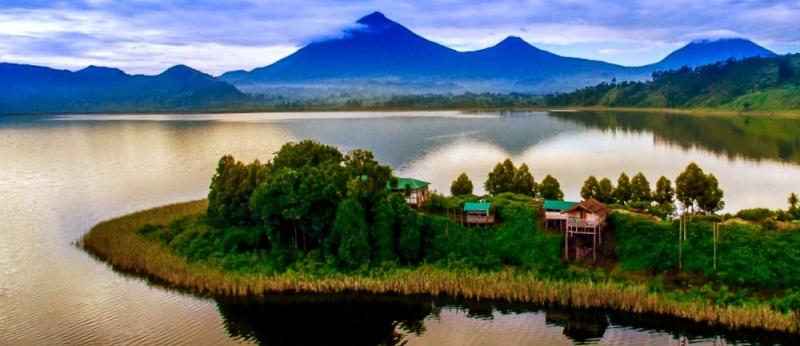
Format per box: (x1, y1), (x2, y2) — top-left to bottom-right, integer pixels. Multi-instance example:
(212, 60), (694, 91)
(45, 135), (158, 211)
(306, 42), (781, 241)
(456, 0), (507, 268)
(0, 63), (250, 114)
(545, 54), (800, 111)
(220, 12), (775, 97)
(645, 38), (776, 71)
(0, 11), (785, 113)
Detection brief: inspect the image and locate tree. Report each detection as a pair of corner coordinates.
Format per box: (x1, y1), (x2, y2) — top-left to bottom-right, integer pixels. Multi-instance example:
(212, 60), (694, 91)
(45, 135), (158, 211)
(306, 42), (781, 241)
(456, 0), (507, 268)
(485, 159), (516, 195)
(789, 193), (799, 211)
(597, 178), (615, 204)
(539, 175), (564, 200)
(630, 172), (652, 202)
(344, 149), (392, 201)
(580, 176), (600, 200)
(511, 163), (536, 196)
(333, 198), (370, 269)
(450, 172), (474, 196)
(653, 176), (675, 205)
(370, 198), (397, 262)
(207, 155), (267, 227)
(697, 174), (725, 213)
(613, 173), (632, 204)
(396, 204), (421, 263)
(675, 162), (707, 213)
(676, 163), (724, 214)
(250, 141), (351, 251)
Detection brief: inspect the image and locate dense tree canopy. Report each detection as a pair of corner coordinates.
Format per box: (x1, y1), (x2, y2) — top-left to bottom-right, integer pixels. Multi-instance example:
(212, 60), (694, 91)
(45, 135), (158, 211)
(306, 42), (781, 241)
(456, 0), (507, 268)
(207, 155), (268, 227)
(205, 140), (439, 269)
(545, 54), (800, 111)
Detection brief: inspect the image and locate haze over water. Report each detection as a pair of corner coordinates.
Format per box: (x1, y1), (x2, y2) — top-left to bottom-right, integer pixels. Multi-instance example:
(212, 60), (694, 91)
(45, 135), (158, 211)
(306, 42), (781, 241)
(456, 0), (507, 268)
(2, 110), (799, 345)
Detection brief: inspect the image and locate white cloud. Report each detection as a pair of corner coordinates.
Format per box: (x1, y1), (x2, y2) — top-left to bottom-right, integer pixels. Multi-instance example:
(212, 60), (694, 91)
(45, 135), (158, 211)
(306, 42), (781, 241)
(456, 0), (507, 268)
(1, 0), (800, 73)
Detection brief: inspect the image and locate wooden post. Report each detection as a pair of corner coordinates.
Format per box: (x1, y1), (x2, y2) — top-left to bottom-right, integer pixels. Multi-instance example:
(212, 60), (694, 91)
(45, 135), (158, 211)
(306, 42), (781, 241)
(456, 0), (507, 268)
(564, 227), (569, 259)
(713, 222), (718, 270)
(593, 228), (597, 263)
(678, 215), (683, 271)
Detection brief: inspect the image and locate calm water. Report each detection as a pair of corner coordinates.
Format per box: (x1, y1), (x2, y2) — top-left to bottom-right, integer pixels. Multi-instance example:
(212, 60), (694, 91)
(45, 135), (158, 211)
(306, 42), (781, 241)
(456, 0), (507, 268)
(2, 111), (799, 345)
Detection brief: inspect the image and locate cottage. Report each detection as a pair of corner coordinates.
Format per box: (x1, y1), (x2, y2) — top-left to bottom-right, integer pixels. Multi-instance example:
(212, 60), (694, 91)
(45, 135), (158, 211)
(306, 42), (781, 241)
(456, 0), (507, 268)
(388, 177), (430, 206)
(463, 201), (494, 225)
(544, 199), (610, 262)
(543, 200), (579, 231)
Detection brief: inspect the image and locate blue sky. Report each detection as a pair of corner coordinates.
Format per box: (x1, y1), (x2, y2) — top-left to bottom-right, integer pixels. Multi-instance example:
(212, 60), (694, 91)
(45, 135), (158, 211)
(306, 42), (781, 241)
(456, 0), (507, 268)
(1, 0), (799, 75)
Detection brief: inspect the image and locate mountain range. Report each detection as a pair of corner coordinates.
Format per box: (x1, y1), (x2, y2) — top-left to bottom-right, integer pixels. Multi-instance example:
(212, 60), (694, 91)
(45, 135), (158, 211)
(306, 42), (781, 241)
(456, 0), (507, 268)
(220, 12), (776, 96)
(0, 11), (779, 114)
(0, 63), (249, 114)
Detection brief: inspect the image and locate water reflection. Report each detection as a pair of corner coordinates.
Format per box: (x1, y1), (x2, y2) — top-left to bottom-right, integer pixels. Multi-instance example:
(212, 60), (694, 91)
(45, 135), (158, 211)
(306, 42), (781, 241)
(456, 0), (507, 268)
(216, 294), (434, 346)
(215, 294), (800, 346)
(3, 111), (800, 344)
(549, 111), (800, 164)
(545, 309), (609, 344)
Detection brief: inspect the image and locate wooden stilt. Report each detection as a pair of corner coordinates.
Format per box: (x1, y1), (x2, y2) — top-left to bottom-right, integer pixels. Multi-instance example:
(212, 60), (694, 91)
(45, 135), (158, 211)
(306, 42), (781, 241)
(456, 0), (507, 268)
(593, 227), (597, 263)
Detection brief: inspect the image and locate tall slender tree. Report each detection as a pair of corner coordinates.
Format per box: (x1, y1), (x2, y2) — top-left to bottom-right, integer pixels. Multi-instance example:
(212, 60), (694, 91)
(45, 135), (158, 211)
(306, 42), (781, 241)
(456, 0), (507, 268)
(653, 176), (675, 206)
(597, 178), (615, 204)
(613, 173), (632, 204)
(511, 163), (536, 196)
(580, 176), (600, 200)
(630, 172), (652, 202)
(697, 174), (725, 213)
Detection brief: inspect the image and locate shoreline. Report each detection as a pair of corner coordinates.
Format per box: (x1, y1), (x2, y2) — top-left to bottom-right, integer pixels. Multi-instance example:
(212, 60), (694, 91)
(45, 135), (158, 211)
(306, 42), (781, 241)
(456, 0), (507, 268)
(5, 105), (800, 119)
(79, 199), (799, 334)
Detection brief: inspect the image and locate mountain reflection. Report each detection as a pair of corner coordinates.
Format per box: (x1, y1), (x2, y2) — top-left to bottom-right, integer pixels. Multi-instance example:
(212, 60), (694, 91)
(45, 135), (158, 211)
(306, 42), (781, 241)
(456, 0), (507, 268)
(549, 111), (800, 164)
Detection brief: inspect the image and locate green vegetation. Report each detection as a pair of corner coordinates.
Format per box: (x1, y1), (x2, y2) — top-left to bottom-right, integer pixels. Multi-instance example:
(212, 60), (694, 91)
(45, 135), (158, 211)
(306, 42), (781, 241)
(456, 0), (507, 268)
(80, 141), (800, 334)
(612, 212), (800, 289)
(538, 175), (564, 200)
(450, 172), (474, 196)
(676, 163), (724, 214)
(546, 54), (800, 111)
(485, 159), (528, 196)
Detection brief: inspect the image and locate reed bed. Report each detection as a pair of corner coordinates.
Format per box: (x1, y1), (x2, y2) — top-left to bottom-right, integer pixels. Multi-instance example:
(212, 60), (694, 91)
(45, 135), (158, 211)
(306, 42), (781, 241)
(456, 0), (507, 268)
(80, 200), (798, 334)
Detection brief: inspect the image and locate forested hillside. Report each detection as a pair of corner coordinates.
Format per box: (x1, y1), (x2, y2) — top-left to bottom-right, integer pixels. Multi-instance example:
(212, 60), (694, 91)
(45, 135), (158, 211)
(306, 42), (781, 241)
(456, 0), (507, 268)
(545, 54), (800, 111)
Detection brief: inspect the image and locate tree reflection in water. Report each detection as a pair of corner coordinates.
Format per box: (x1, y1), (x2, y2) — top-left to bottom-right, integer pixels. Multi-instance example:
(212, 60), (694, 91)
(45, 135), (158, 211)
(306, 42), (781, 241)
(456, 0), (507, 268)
(215, 294), (800, 346)
(216, 294), (435, 346)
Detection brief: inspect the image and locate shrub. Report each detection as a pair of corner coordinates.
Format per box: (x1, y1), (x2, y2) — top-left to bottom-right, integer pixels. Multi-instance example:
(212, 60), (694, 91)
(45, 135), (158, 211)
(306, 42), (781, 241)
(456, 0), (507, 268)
(736, 208), (775, 222)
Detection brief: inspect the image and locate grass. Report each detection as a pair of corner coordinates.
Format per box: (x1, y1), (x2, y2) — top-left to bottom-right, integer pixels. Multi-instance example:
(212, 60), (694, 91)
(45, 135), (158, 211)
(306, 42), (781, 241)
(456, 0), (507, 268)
(79, 199), (799, 334)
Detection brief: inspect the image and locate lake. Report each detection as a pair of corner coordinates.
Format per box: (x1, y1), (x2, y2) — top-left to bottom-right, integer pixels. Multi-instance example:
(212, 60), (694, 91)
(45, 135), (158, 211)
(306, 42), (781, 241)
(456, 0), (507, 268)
(1, 110), (799, 345)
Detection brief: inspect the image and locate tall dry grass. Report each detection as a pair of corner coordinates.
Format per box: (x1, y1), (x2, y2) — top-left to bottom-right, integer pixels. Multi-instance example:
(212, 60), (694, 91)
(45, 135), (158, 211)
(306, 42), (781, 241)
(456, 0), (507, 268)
(79, 200), (798, 334)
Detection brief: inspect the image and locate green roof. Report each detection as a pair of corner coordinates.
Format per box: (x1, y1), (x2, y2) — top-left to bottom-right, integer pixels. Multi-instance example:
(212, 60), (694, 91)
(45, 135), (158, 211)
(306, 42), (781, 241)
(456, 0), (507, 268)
(464, 201), (491, 212)
(543, 200), (578, 211)
(388, 177), (430, 190)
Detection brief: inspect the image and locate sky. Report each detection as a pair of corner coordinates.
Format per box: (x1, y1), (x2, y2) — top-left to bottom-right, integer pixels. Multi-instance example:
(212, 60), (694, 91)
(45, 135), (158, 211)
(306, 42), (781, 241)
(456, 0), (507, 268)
(1, 0), (799, 75)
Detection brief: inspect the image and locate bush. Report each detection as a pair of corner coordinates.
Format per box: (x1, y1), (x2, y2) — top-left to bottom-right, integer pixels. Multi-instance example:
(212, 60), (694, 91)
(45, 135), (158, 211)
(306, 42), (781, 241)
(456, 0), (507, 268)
(611, 212), (800, 289)
(736, 208), (775, 222)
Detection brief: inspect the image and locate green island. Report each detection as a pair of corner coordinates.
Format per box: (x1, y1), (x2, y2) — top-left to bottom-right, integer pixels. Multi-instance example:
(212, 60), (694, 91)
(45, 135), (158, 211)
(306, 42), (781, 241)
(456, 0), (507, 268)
(81, 140), (800, 334)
